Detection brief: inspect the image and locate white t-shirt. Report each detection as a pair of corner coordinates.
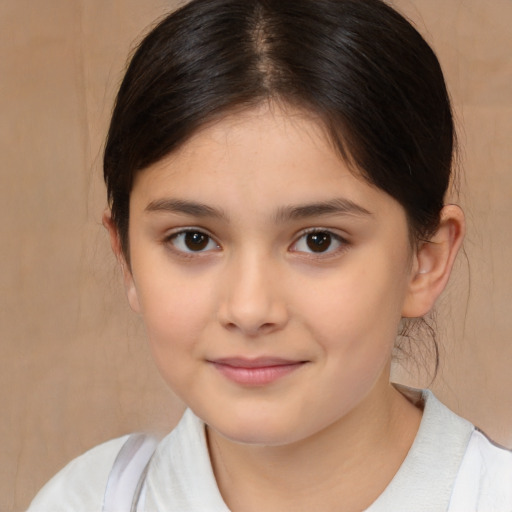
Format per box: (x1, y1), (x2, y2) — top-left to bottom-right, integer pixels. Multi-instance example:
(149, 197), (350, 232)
(28, 390), (512, 511)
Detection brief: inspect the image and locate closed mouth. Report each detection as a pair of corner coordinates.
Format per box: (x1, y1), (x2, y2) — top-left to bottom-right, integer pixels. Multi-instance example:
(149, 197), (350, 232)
(208, 357), (308, 386)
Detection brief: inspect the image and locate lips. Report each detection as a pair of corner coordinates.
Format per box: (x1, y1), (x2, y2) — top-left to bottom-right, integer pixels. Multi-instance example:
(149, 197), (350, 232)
(209, 357), (306, 386)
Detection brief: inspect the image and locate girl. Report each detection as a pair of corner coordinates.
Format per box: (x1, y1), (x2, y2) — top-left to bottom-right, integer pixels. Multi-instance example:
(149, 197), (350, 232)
(28, 0), (512, 510)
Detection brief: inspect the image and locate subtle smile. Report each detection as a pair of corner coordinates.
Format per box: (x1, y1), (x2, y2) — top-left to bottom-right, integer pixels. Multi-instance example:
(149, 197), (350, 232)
(209, 358), (308, 386)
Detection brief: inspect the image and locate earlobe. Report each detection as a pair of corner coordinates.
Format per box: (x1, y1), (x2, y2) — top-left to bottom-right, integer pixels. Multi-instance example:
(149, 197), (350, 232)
(102, 209), (141, 314)
(402, 205), (465, 318)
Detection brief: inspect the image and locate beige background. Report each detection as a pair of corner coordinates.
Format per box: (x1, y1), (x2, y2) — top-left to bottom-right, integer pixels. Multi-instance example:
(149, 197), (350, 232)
(1, 1), (511, 510)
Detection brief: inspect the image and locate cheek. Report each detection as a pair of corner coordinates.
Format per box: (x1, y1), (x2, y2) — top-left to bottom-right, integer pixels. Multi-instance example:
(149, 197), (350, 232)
(297, 255), (408, 360)
(132, 268), (215, 374)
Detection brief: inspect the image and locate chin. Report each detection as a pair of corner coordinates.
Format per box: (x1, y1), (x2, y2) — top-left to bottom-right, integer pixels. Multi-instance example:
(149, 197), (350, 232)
(213, 424), (300, 447)
(203, 406), (312, 447)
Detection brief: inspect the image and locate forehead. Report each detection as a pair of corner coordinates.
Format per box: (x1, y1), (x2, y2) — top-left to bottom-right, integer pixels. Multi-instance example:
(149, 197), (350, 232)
(130, 105), (404, 222)
(139, 104), (335, 174)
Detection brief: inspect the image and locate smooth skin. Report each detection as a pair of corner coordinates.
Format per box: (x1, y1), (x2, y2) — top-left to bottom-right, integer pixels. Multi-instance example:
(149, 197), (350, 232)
(105, 104), (464, 512)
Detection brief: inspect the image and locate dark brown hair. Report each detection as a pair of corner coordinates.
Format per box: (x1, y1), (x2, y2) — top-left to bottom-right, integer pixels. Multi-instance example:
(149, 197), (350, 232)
(104, 0), (455, 260)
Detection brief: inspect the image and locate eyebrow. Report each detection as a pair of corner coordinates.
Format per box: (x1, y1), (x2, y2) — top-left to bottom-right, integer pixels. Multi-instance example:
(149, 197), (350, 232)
(274, 198), (372, 222)
(145, 198), (227, 219)
(144, 197), (372, 222)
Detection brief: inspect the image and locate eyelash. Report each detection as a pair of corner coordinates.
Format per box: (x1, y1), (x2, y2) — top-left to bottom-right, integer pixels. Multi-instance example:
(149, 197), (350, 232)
(164, 228), (221, 257)
(163, 228), (349, 259)
(289, 228), (349, 258)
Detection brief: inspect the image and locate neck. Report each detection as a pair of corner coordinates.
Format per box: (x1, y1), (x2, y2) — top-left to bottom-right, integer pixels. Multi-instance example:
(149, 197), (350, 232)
(206, 380), (422, 512)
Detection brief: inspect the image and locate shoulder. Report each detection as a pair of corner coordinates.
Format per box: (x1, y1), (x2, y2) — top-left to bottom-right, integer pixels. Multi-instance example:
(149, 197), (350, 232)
(449, 429), (512, 511)
(27, 435), (129, 512)
(373, 387), (512, 511)
(418, 389), (512, 509)
(470, 428), (512, 471)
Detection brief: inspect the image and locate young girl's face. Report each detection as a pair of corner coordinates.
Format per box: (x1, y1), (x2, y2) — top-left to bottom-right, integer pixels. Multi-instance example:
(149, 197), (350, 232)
(123, 105), (417, 446)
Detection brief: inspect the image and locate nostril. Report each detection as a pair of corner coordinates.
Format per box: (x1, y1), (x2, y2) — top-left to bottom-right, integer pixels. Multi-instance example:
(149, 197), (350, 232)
(259, 322), (277, 334)
(224, 322), (238, 332)
(223, 321), (275, 335)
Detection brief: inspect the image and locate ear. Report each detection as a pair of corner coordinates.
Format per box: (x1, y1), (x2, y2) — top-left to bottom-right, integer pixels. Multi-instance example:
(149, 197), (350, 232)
(102, 209), (141, 314)
(402, 205), (465, 318)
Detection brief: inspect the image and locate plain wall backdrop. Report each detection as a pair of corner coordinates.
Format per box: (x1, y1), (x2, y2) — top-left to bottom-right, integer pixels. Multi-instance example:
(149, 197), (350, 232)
(1, 0), (511, 510)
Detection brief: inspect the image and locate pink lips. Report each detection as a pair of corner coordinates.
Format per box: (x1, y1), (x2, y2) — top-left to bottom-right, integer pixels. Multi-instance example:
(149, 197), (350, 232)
(210, 357), (306, 386)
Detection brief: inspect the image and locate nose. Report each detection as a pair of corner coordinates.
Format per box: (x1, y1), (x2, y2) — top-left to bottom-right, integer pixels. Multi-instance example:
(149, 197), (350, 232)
(218, 252), (289, 337)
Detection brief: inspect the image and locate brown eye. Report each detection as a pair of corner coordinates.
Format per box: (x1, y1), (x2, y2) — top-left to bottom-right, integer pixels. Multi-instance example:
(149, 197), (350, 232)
(306, 232), (332, 252)
(291, 230), (344, 255)
(184, 231), (209, 251)
(170, 230), (219, 253)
